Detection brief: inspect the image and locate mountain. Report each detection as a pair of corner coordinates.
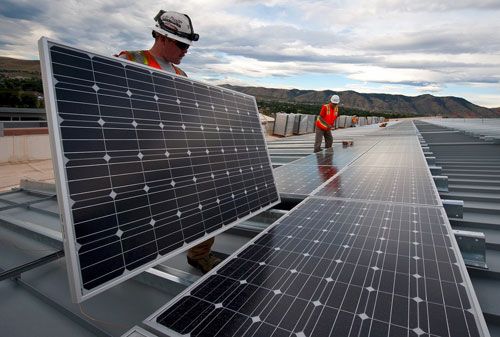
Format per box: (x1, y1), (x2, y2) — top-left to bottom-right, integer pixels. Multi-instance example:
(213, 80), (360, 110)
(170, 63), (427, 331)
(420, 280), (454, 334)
(223, 85), (499, 118)
(0, 57), (41, 78)
(0, 56), (498, 117)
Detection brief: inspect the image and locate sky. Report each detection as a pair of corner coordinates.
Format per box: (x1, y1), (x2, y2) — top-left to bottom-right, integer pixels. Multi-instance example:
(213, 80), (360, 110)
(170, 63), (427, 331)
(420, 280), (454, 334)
(1, 0), (500, 108)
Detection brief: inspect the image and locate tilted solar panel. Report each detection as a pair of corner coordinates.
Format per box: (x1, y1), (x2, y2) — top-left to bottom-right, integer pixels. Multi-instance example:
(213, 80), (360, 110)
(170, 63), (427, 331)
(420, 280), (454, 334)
(38, 38), (279, 302)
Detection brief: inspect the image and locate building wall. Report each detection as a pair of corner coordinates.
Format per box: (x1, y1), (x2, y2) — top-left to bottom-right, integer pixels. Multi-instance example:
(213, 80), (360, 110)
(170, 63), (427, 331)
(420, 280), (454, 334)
(0, 134), (51, 163)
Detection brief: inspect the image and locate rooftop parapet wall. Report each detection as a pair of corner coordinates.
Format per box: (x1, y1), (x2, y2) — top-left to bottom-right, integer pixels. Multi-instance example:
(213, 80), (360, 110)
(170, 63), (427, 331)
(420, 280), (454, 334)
(0, 133), (51, 163)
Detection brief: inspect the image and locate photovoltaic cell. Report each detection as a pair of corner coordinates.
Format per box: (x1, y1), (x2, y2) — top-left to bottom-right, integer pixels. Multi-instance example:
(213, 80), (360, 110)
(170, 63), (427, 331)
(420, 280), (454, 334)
(369, 142), (423, 153)
(39, 38), (279, 302)
(275, 142), (377, 198)
(284, 143), (375, 168)
(316, 165), (440, 206)
(275, 164), (340, 198)
(275, 150), (341, 198)
(146, 198), (484, 337)
(351, 151), (428, 168)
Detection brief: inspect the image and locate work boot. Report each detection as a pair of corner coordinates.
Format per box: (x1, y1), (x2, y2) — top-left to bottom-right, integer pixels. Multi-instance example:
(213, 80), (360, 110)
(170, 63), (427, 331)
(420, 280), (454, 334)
(187, 252), (222, 274)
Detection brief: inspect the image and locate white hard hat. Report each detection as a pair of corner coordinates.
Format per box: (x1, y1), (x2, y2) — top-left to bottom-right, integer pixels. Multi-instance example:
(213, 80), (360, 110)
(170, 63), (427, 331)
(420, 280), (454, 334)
(331, 95), (340, 104)
(152, 10), (199, 45)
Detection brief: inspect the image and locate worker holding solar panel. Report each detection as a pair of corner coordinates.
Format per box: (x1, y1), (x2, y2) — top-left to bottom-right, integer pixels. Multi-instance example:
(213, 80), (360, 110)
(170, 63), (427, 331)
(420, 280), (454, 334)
(314, 94), (340, 153)
(116, 10), (221, 274)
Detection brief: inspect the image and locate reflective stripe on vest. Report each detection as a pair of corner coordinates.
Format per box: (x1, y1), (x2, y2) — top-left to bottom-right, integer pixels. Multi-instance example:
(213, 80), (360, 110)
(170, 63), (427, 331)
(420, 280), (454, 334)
(316, 115), (331, 130)
(118, 50), (186, 76)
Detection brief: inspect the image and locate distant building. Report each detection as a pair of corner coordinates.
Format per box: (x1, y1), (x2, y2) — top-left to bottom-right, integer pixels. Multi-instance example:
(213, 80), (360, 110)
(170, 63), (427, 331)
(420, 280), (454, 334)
(0, 107), (46, 121)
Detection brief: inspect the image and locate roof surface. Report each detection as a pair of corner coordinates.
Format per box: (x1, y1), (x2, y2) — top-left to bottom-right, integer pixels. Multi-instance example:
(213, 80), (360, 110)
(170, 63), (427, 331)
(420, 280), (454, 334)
(1, 119), (500, 336)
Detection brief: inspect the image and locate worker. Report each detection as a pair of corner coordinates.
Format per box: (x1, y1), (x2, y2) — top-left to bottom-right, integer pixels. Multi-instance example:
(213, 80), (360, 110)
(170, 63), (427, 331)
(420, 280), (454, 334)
(314, 94), (340, 153)
(116, 10), (221, 274)
(351, 115), (358, 127)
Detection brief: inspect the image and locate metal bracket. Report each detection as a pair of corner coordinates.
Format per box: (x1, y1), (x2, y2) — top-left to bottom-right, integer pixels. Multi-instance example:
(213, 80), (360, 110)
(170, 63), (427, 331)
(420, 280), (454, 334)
(442, 199), (464, 219)
(0, 250), (64, 281)
(428, 165), (442, 175)
(425, 156), (436, 165)
(453, 230), (488, 269)
(433, 175), (449, 192)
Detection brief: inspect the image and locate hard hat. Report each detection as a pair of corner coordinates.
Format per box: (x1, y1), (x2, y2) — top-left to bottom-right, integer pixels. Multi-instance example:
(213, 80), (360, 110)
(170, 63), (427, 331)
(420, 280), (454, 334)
(152, 10), (199, 45)
(330, 95), (340, 104)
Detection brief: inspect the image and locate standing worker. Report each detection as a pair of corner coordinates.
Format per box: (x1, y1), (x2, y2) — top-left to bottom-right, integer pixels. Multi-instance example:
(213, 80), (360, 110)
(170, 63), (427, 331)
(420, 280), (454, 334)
(314, 94), (340, 153)
(116, 10), (221, 274)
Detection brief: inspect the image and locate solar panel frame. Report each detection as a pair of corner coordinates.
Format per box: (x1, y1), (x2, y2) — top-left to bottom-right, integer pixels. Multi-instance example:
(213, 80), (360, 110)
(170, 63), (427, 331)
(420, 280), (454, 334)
(39, 37), (280, 302)
(121, 326), (158, 337)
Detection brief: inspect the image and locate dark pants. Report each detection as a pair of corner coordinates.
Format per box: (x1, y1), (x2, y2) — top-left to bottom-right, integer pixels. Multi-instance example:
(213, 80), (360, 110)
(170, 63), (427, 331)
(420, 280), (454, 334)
(187, 237), (215, 260)
(314, 128), (333, 153)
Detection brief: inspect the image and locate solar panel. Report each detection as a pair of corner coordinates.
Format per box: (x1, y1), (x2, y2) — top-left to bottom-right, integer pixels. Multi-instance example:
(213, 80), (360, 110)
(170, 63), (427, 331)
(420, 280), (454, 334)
(275, 143), (378, 198)
(351, 151), (428, 168)
(275, 159), (340, 198)
(38, 38), (280, 302)
(145, 198), (486, 337)
(316, 165), (440, 206)
(285, 143), (376, 168)
(369, 141), (423, 153)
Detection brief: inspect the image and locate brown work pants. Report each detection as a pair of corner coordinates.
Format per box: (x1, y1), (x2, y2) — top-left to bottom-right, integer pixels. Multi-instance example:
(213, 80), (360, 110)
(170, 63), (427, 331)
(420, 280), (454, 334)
(187, 237), (215, 260)
(314, 128), (333, 153)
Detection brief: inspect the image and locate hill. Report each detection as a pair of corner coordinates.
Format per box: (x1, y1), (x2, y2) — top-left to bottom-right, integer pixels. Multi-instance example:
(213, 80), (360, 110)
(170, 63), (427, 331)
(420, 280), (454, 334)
(0, 57), (41, 79)
(223, 85), (499, 118)
(0, 56), (498, 117)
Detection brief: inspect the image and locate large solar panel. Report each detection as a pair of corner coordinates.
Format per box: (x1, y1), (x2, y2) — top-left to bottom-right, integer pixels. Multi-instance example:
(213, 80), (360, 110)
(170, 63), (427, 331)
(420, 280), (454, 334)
(275, 142), (378, 198)
(145, 121), (488, 336)
(146, 198), (487, 337)
(38, 38), (280, 302)
(351, 151), (428, 168)
(275, 151), (341, 198)
(316, 165), (440, 206)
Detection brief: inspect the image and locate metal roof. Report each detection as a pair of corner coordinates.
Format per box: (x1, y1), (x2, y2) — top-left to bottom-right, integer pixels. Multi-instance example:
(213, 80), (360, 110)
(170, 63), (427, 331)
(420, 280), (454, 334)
(414, 119), (500, 336)
(1, 119), (500, 336)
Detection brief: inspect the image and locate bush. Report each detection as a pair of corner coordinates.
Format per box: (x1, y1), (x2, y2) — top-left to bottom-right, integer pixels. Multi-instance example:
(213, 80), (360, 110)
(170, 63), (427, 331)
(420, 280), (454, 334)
(0, 77), (43, 108)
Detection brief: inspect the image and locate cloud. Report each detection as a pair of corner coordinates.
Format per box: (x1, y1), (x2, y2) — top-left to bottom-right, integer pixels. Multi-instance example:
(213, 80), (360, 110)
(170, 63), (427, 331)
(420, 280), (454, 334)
(1, 0), (500, 106)
(416, 84), (443, 93)
(0, 0), (44, 20)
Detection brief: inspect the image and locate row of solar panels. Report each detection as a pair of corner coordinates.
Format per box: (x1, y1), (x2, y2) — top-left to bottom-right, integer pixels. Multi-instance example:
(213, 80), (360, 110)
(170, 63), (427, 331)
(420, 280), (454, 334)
(144, 121), (489, 337)
(273, 113), (386, 137)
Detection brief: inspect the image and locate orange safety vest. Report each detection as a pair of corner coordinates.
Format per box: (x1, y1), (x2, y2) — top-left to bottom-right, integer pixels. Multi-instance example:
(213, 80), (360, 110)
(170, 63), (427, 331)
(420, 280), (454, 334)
(116, 50), (187, 76)
(315, 103), (338, 131)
